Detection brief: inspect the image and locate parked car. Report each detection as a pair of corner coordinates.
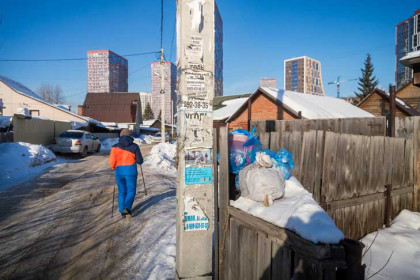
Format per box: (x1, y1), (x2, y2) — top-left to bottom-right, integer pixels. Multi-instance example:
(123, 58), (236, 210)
(51, 130), (101, 157)
(152, 132), (170, 142)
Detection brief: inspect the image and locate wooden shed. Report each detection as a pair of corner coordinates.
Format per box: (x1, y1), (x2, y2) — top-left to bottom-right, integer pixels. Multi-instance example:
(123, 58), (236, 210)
(357, 88), (420, 117)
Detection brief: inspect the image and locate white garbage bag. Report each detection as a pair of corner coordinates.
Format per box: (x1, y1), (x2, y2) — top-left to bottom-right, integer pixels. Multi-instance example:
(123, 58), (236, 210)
(239, 152), (285, 206)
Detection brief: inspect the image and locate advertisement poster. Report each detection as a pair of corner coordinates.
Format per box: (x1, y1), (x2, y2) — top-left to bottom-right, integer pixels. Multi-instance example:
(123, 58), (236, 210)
(185, 149), (212, 166)
(184, 195), (209, 231)
(185, 167), (213, 185)
(185, 36), (203, 61)
(185, 70), (210, 99)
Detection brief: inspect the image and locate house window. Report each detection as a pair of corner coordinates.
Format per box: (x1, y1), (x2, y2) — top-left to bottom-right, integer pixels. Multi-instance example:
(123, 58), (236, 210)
(0, 98), (3, 116)
(30, 110), (40, 116)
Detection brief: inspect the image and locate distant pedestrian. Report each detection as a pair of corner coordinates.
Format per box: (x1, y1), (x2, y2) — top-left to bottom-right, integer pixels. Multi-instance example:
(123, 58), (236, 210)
(109, 129), (143, 218)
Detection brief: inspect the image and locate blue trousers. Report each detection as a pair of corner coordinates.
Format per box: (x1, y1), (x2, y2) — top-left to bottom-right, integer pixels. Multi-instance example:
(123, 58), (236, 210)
(115, 175), (137, 214)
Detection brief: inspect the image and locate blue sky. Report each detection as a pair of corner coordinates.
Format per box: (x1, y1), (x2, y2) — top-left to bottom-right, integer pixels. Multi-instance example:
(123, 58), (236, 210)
(0, 0), (418, 111)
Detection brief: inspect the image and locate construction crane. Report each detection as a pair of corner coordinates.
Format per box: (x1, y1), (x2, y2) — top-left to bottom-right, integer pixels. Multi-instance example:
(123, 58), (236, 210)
(328, 76), (357, 98)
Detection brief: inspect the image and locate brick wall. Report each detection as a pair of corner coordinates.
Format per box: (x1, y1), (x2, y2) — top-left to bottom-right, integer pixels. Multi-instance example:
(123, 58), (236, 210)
(227, 92), (297, 131)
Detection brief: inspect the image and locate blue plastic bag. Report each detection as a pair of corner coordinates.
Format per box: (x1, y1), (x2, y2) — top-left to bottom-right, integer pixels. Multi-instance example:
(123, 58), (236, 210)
(272, 148), (294, 180)
(228, 127), (262, 175)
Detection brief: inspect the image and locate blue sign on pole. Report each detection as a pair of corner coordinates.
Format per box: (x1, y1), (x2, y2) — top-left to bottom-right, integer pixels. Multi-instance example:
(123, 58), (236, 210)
(185, 167), (213, 185)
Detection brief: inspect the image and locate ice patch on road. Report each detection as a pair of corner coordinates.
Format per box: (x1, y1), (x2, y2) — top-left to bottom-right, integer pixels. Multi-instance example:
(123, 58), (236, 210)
(361, 210), (420, 280)
(0, 142), (61, 191)
(143, 143), (177, 177)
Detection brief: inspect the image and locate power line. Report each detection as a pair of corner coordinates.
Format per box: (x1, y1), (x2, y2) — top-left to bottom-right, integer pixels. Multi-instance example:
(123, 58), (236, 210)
(128, 62), (151, 77)
(0, 51), (159, 62)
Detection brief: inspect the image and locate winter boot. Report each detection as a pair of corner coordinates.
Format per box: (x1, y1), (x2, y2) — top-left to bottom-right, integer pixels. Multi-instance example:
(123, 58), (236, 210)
(121, 213), (126, 219)
(123, 208), (132, 218)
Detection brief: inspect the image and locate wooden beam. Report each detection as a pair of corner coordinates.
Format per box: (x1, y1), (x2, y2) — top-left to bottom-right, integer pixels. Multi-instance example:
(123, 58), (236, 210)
(325, 185), (414, 211)
(228, 206), (334, 260)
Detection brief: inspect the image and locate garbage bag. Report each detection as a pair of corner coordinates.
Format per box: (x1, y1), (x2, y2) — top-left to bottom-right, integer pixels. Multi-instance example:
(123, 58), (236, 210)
(239, 152), (285, 206)
(228, 127), (262, 174)
(272, 148), (294, 180)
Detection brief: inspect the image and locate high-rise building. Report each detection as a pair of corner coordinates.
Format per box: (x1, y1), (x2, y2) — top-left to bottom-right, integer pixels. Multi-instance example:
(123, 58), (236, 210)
(260, 78), (277, 88)
(284, 56), (324, 95)
(87, 50), (128, 93)
(139, 92), (153, 118)
(396, 9), (420, 90)
(151, 61), (177, 123)
(214, 4), (223, 97)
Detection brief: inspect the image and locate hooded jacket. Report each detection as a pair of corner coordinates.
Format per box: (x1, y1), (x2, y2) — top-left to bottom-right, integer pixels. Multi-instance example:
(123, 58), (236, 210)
(109, 136), (143, 175)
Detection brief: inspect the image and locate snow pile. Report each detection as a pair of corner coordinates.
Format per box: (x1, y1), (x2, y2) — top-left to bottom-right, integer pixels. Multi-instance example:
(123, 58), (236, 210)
(231, 176), (344, 244)
(143, 143), (177, 177)
(0, 142), (57, 191)
(15, 107), (31, 117)
(361, 210), (420, 279)
(139, 134), (153, 144)
(70, 120), (89, 129)
(101, 138), (119, 152)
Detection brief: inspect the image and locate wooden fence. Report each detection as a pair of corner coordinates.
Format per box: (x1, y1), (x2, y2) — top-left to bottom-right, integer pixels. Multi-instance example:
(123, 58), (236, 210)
(217, 127), (365, 280)
(0, 132), (13, 143)
(256, 130), (415, 240)
(251, 117), (387, 138)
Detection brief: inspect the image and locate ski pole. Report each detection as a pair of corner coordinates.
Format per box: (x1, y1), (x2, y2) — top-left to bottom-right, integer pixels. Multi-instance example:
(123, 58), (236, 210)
(139, 164), (147, 196)
(111, 184), (116, 218)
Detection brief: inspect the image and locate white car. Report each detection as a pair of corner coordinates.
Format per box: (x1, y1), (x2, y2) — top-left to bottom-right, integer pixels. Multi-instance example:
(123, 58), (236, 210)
(152, 132), (170, 142)
(51, 130), (101, 157)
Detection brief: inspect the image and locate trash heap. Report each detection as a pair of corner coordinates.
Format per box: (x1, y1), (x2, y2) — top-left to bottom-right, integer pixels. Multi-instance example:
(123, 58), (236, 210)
(228, 127), (294, 206)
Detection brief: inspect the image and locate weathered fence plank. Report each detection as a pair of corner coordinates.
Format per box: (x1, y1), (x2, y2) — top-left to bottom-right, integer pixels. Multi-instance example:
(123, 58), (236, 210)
(257, 233), (271, 280)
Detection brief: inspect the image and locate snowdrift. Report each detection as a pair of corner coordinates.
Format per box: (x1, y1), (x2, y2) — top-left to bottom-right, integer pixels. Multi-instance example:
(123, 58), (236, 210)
(361, 210), (420, 279)
(143, 143), (176, 177)
(0, 142), (57, 190)
(101, 138), (119, 152)
(231, 176), (344, 244)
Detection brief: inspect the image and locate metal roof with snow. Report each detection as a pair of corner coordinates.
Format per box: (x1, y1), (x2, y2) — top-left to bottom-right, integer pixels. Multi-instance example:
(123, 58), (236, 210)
(225, 87), (373, 122)
(0, 75), (88, 122)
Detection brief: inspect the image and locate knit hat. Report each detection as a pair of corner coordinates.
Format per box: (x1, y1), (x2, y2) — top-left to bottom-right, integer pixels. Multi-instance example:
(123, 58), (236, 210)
(120, 128), (131, 137)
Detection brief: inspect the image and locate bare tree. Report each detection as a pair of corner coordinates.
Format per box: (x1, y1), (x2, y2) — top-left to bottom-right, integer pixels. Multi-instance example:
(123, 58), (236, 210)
(37, 83), (65, 104)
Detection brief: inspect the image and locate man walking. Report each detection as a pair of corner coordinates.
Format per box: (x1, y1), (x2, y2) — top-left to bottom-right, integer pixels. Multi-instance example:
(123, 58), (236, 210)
(109, 129), (143, 218)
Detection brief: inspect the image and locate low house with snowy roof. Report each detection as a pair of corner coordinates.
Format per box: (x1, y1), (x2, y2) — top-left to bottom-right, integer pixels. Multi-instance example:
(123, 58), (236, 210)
(358, 88), (420, 117)
(0, 75), (87, 122)
(214, 87), (373, 131)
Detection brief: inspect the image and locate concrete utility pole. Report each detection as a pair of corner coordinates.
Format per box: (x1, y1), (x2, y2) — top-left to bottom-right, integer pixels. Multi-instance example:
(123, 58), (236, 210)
(160, 48), (166, 143)
(176, 0), (216, 279)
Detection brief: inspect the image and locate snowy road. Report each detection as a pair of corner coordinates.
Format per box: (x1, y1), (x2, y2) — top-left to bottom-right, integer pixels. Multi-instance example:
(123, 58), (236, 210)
(0, 144), (176, 280)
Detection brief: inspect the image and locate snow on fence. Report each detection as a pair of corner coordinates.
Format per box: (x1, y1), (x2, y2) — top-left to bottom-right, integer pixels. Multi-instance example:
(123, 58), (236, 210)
(216, 127), (366, 280)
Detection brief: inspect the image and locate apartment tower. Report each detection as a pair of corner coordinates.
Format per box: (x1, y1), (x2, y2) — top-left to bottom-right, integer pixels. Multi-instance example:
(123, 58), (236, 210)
(284, 56), (324, 95)
(151, 62), (177, 123)
(396, 9), (420, 90)
(87, 50), (128, 93)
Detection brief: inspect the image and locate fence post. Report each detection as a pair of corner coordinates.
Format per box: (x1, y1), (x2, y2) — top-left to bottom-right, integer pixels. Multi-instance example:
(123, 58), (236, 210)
(213, 128), (219, 280)
(384, 184), (393, 227)
(218, 127), (230, 280)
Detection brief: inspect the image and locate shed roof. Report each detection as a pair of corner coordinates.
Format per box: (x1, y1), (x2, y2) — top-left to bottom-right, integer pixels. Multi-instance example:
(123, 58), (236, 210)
(82, 92), (140, 123)
(0, 75), (87, 122)
(358, 88), (420, 116)
(225, 87), (373, 122)
(261, 88), (373, 119)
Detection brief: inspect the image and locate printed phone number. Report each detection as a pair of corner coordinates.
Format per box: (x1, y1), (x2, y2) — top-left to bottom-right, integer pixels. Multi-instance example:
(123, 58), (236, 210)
(183, 101), (210, 109)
